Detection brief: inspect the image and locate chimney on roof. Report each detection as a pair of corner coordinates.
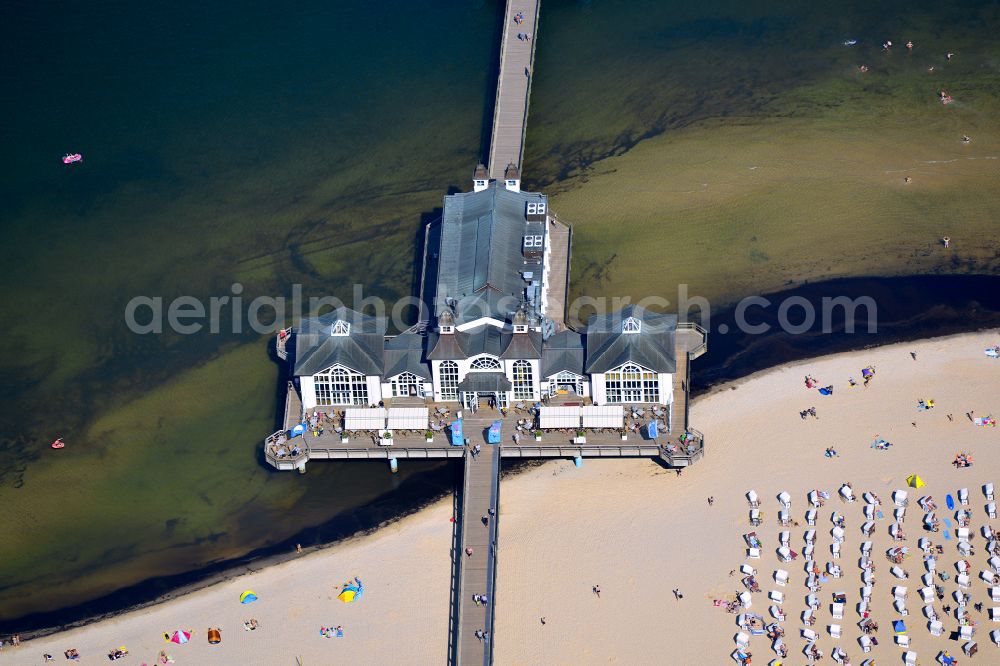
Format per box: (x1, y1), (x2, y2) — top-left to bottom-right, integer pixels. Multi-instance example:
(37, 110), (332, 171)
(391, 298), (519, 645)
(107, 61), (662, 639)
(504, 163), (520, 192)
(438, 308), (455, 334)
(473, 163), (489, 193)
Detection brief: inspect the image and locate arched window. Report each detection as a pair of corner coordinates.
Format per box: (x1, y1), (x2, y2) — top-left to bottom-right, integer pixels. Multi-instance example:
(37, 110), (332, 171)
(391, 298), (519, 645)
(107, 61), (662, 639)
(391, 372), (422, 398)
(470, 356), (502, 371)
(551, 370), (584, 396)
(512, 360), (534, 400)
(439, 361), (459, 400)
(622, 316), (641, 334)
(314, 366), (368, 405)
(604, 362), (659, 404)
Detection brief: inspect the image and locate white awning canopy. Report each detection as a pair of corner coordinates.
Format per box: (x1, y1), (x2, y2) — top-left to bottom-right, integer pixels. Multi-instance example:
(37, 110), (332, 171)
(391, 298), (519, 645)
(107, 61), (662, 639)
(345, 407), (386, 431)
(581, 405), (624, 428)
(387, 407), (429, 430)
(539, 406), (581, 429)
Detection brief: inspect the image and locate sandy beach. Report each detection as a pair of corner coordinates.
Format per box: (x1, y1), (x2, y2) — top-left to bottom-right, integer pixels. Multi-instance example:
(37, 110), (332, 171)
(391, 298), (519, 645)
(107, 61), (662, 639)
(11, 329), (1000, 665)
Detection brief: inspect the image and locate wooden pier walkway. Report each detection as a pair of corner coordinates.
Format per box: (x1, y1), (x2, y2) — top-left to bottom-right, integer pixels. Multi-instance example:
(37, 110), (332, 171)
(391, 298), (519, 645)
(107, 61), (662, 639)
(453, 417), (501, 666)
(487, 0), (541, 179)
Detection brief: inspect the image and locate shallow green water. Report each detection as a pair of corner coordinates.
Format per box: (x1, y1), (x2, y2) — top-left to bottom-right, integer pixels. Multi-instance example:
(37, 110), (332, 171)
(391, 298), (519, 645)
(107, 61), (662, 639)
(2, 0), (999, 624)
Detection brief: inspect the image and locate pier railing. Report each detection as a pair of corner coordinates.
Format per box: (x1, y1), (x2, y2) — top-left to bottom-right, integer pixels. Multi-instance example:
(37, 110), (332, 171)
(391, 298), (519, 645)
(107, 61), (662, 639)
(677, 321), (708, 358)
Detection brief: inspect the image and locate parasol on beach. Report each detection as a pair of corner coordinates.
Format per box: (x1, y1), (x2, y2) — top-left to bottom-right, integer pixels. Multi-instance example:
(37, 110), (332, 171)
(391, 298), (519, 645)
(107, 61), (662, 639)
(338, 577), (364, 603)
(169, 630), (190, 644)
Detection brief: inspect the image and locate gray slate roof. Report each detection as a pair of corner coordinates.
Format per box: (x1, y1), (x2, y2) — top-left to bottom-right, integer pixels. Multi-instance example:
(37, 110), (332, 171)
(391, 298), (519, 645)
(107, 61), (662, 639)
(433, 182), (547, 324)
(426, 324), (542, 361)
(541, 329), (586, 377)
(293, 308), (386, 377)
(584, 305), (677, 374)
(383, 332), (431, 380)
(457, 372), (512, 392)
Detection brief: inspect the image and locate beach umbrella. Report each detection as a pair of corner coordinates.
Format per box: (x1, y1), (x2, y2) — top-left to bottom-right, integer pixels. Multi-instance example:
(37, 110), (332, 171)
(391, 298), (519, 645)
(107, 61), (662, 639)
(239, 590), (258, 604)
(906, 475), (925, 489)
(170, 630), (190, 644)
(290, 423), (307, 437)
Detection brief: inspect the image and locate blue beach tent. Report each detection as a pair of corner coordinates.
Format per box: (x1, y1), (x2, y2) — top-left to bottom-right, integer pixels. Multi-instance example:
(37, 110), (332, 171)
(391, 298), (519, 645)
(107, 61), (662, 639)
(488, 420), (502, 444)
(450, 420), (464, 446)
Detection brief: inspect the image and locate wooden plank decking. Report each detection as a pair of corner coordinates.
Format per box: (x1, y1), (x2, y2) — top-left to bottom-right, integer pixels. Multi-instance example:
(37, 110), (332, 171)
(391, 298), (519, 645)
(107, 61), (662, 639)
(487, 0), (541, 179)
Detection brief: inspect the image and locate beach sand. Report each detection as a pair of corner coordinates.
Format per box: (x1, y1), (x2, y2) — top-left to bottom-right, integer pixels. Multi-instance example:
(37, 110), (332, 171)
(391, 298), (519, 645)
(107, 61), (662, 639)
(14, 329), (1000, 665)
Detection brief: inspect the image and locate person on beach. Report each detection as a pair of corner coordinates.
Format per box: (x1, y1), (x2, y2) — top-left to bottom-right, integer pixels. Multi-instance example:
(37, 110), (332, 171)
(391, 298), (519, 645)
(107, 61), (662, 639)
(593, 584), (601, 598)
(540, 617), (546, 625)
(910, 351), (917, 360)
(708, 496), (714, 506)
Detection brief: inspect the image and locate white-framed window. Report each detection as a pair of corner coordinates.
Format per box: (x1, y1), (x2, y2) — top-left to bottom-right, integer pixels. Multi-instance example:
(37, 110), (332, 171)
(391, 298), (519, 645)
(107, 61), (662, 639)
(604, 362), (658, 403)
(391, 372), (422, 398)
(439, 361), (459, 400)
(622, 316), (641, 334)
(330, 320), (351, 336)
(470, 356), (502, 371)
(550, 370), (584, 396)
(512, 360), (534, 400)
(314, 366), (368, 405)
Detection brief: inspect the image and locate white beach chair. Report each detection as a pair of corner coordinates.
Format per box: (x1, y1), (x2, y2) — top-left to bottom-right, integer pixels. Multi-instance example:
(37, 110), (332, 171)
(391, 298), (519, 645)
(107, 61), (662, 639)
(858, 634), (872, 652)
(985, 483), (995, 501)
(957, 526), (971, 541)
(959, 625), (975, 640)
(808, 490), (821, 507)
(747, 489), (760, 507)
(862, 570), (874, 585)
(991, 628), (1000, 646)
(803, 544), (815, 559)
(989, 555), (1000, 574)
(801, 609), (813, 625)
(925, 556), (936, 573)
(893, 586), (908, 600)
(777, 546), (792, 562)
(959, 487), (969, 505)
(829, 623), (841, 638)
(894, 598), (908, 615)
(778, 490), (791, 509)
(930, 620), (943, 636)
(894, 506), (906, 522)
(918, 537), (931, 554)
(861, 521), (875, 536)
(958, 540), (973, 557)
(840, 485), (855, 502)
(921, 572), (934, 586)
(801, 628), (817, 641)
(769, 605), (785, 621)
(894, 489), (908, 507)
(779, 530), (790, 546)
(964, 640), (978, 657)
(778, 509), (791, 526)
(991, 586), (1000, 602)
(860, 540), (872, 555)
(957, 573), (971, 588)
(806, 509), (817, 525)
(807, 593), (820, 610)
(804, 529), (816, 544)
(903, 651), (917, 666)
(863, 491), (879, 505)
(749, 509), (761, 526)
(991, 607), (1000, 621)
(923, 512), (936, 528)
(990, 502), (998, 519)
(774, 569), (788, 586)
(980, 570), (997, 584)
(857, 599), (869, 616)
(832, 526), (845, 543)
(831, 542), (841, 559)
(923, 605), (938, 622)
(739, 591), (752, 608)
(861, 585), (872, 600)
(863, 504), (875, 520)
(891, 565), (906, 579)
(828, 563), (842, 579)
(895, 634), (910, 648)
(769, 590), (784, 604)
(748, 547), (761, 559)
(736, 631), (750, 648)
(957, 559), (970, 573)
(740, 564), (756, 576)
(832, 602), (844, 619)
(984, 525), (996, 539)
(920, 586), (934, 604)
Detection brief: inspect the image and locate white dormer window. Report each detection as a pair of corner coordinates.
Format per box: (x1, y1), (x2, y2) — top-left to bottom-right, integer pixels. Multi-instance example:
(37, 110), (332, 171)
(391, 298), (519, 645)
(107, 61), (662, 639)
(331, 320), (351, 336)
(440, 324), (454, 334)
(514, 323), (528, 333)
(622, 316), (641, 334)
